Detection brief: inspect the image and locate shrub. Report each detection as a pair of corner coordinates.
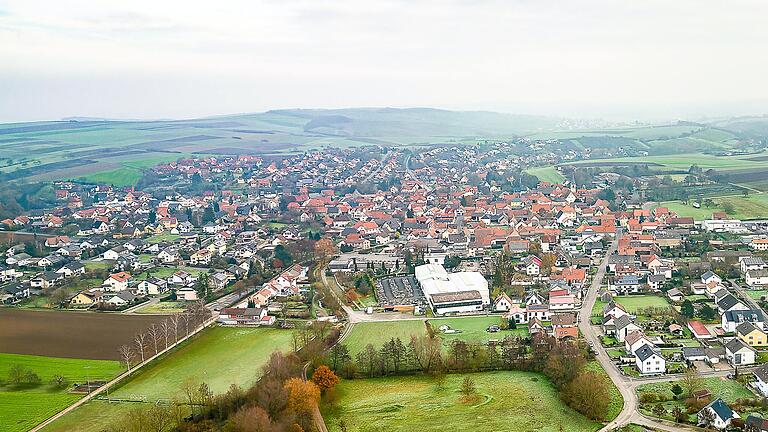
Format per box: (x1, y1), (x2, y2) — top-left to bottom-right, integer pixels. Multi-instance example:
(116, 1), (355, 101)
(640, 392), (658, 404)
(50, 374), (69, 389)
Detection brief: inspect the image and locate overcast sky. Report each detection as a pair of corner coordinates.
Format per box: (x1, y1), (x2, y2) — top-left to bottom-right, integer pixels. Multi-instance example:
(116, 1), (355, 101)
(1, 0), (767, 122)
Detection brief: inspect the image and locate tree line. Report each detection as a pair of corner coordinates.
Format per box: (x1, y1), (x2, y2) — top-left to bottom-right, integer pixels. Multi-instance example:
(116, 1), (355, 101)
(118, 300), (213, 371)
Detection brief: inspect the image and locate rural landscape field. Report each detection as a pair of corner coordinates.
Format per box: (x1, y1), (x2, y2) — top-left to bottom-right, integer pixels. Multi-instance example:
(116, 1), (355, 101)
(40, 326), (293, 432)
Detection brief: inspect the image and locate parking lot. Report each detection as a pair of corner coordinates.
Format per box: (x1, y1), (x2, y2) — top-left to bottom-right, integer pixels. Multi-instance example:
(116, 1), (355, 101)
(376, 276), (427, 309)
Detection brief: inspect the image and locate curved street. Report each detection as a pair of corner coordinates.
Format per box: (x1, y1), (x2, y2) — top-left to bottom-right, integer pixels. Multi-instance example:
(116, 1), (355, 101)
(581, 240), (711, 432)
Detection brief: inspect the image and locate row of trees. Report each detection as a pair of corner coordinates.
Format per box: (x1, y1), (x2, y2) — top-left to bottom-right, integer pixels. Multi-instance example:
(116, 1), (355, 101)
(118, 301), (212, 371)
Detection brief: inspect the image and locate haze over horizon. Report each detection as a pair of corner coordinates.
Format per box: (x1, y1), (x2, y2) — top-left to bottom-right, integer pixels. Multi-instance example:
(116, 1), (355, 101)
(2, 0), (768, 123)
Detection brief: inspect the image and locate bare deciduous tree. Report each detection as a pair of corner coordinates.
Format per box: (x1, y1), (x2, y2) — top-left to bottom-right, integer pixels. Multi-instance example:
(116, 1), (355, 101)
(160, 320), (171, 350)
(134, 332), (147, 363)
(169, 314), (180, 343)
(181, 312), (191, 336)
(147, 323), (160, 355)
(119, 344), (135, 371)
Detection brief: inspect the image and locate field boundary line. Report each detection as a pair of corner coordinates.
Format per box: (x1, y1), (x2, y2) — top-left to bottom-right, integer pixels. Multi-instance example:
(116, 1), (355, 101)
(29, 317), (216, 432)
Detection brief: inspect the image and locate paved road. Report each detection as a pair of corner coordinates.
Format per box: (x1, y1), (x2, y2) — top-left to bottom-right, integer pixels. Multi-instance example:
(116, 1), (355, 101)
(580, 239), (713, 432)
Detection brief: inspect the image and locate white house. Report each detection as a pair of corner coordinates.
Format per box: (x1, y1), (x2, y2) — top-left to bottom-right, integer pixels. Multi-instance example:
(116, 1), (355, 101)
(157, 248), (180, 264)
(741, 257), (767, 274)
(701, 271), (722, 286)
(135, 277), (168, 296)
(635, 344), (666, 375)
(753, 365), (768, 397)
(103, 272), (131, 292)
(751, 238), (768, 251)
(493, 293), (514, 312)
(625, 330), (654, 355)
(615, 315), (641, 342)
(725, 338), (756, 366)
(698, 399), (739, 430)
(504, 305), (527, 324)
(100, 291), (136, 307)
(522, 256), (542, 276)
(747, 270), (768, 287)
(722, 309), (764, 333)
(176, 286), (199, 301)
(549, 295), (576, 312)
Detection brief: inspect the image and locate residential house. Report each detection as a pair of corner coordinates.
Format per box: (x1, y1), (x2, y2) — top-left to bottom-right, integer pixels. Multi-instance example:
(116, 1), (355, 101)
(522, 256), (542, 276)
(725, 338), (756, 366)
(722, 309), (764, 333)
(688, 320), (715, 340)
(753, 364), (768, 397)
(635, 344), (666, 375)
(612, 275), (640, 295)
(69, 289), (101, 306)
(1, 283), (30, 303)
(716, 294), (748, 314)
(493, 293), (515, 312)
(135, 277), (168, 296)
(737, 322), (768, 347)
(176, 286), (199, 301)
(741, 257), (767, 274)
(698, 399), (739, 430)
(103, 272), (131, 292)
(615, 315), (641, 342)
(100, 291), (136, 307)
(666, 288), (684, 303)
(747, 269), (768, 287)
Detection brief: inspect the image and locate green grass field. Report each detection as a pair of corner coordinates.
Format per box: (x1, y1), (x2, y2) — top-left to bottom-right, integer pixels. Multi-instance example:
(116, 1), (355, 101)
(0, 391), (81, 432)
(0, 353), (123, 382)
(525, 166), (566, 184)
(428, 316), (528, 347)
(658, 193), (768, 220)
(344, 320), (427, 355)
(78, 167), (143, 187)
(322, 371), (604, 432)
(568, 153), (766, 172)
(0, 354), (123, 432)
(43, 326), (293, 432)
(109, 327), (293, 400)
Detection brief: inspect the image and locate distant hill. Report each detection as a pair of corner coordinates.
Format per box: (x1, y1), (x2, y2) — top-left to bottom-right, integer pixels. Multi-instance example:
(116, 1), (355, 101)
(264, 107), (563, 137)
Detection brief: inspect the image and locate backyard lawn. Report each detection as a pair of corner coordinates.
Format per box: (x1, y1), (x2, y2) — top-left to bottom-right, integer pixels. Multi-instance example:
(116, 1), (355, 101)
(746, 290), (768, 301)
(147, 233), (180, 244)
(637, 377), (756, 423)
(134, 301), (187, 315)
(322, 371), (605, 432)
(0, 353), (123, 432)
(593, 295), (671, 316)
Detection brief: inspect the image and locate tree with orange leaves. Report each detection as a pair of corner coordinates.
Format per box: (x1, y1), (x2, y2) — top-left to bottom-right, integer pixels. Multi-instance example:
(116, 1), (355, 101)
(311, 365), (340, 392)
(313, 238), (338, 261)
(284, 377), (320, 430)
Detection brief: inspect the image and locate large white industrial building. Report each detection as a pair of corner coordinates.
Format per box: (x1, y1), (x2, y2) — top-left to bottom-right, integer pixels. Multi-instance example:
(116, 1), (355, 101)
(414, 263), (490, 315)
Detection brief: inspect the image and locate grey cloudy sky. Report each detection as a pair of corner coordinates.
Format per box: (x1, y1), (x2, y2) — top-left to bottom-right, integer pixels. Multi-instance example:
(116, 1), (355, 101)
(1, 0), (767, 122)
